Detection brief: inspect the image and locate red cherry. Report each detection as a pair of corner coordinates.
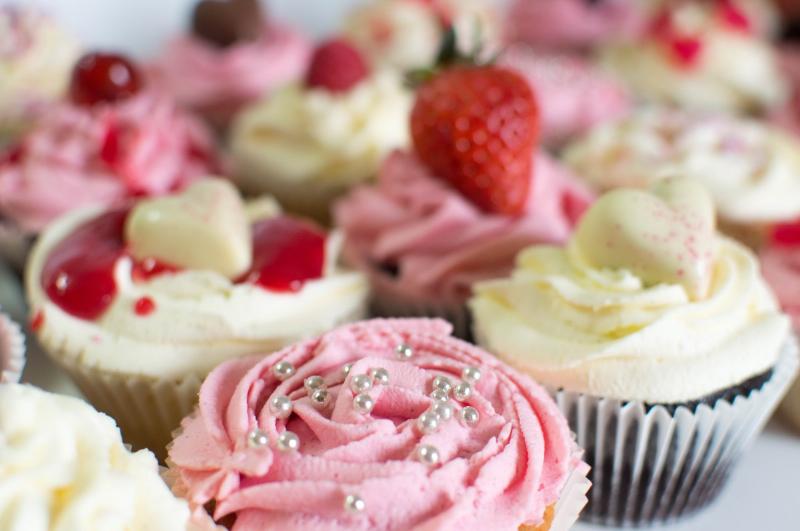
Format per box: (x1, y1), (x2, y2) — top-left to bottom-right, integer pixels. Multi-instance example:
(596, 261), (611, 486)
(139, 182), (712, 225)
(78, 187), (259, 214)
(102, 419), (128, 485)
(306, 38), (370, 93)
(69, 53), (143, 106)
(771, 220), (800, 247)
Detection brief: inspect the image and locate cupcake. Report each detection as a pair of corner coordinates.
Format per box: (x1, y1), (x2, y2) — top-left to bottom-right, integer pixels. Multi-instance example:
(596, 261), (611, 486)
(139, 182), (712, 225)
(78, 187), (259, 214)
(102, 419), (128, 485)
(499, 44), (631, 147)
(471, 178), (798, 524)
(563, 106), (800, 248)
(0, 6), (81, 146)
(0, 51), (221, 269)
(601, 0), (787, 114)
(230, 38), (411, 222)
(168, 318), (590, 531)
(0, 311), (24, 383)
(342, 0), (501, 71)
(334, 59), (593, 338)
(149, 0), (311, 130)
(0, 383), (206, 530)
(25, 179), (368, 457)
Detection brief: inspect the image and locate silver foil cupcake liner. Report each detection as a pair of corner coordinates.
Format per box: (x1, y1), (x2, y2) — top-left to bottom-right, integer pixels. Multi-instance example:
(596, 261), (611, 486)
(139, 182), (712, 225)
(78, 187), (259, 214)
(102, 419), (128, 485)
(0, 312), (25, 383)
(550, 337), (798, 526)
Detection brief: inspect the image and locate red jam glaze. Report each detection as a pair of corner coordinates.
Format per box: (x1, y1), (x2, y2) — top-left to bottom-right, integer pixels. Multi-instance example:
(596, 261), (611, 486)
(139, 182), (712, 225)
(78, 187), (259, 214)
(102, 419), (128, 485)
(771, 219), (800, 247)
(718, 0), (751, 33)
(649, 8), (705, 69)
(42, 211), (327, 320)
(30, 310), (44, 332)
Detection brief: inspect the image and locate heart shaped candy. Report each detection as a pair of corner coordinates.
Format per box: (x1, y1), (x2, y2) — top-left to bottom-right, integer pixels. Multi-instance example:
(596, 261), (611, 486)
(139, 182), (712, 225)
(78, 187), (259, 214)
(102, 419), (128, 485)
(125, 179), (252, 278)
(572, 177), (716, 299)
(191, 0), (263, 48)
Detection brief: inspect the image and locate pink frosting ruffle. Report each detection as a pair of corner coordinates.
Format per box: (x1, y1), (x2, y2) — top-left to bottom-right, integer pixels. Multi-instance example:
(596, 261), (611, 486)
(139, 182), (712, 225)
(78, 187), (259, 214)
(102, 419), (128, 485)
(168, 318), (579, 531)
(333, 150), (594, 303)
(761, 246), (800, 328)
(148, 23), (311, 123)
(0, 91), (220, 233)
(501, 45), (631, 146)
(505, 0), (645, 50)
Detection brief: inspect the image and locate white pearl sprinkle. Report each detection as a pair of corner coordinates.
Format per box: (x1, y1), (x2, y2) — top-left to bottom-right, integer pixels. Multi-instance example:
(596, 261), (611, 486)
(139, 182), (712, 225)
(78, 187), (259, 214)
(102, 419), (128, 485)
(416, 411), (440, 434)
(453, 381), (472, 401)
(276, 431), (300, 452)
(462, 366), (482, 384)
(342, 363), (353, 377)
(247, 428), (269, 448)
(350, 374), (373, 393)
(268, 395), (293, 419)
(430, 401), (454, 422)
(344, 493), (366, 513)
(415, 444), (441, 466)
(272, 361), (295, 381)
(429, 389), (449, 402)
(432, 376), (453, 393)
(310, 388), (331, 409)
(396, 343), (414, 360)
(460, 406), (480, 426)
(370, 367), (390, 385)
(353, 393), (375, 414)
(304, 375), (326, 393)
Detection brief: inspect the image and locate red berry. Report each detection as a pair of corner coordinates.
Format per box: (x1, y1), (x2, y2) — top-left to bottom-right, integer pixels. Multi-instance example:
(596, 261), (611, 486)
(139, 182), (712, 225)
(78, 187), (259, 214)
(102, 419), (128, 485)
(410, 66), (539, 216)
(305, 38), (369, 93)
(69, 53), (143, 106)
(771, 219), (800, 247)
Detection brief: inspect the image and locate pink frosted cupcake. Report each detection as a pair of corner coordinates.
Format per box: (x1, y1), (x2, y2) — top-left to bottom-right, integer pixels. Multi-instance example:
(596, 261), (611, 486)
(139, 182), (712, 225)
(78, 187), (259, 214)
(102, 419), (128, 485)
(500, 44), (631, 146)
(0, 52), (220, 266)
(0, 311), (25, 383)
(149, 0), (310, 130)
(168, 318), (590, 531)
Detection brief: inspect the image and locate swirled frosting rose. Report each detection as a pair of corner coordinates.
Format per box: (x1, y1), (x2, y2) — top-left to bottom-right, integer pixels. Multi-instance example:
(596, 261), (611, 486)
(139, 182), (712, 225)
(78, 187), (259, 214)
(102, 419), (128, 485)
(168, 318), (581, 530)
(563, 107), (800, 225)
(0, 90), (220, 233)
(0, 384), (193, 531)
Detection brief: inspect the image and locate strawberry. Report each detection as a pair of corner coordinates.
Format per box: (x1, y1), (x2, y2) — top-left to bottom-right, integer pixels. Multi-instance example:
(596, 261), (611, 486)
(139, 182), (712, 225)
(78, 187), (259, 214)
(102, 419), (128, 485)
(305, 38), (369, 93)
(410, 65), (538, 215)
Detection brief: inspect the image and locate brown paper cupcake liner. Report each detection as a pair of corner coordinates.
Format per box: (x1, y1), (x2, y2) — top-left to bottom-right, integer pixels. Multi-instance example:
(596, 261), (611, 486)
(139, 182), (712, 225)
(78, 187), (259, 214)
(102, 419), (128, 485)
(0, 312), (25, 383)
(550, 337), (798, 526)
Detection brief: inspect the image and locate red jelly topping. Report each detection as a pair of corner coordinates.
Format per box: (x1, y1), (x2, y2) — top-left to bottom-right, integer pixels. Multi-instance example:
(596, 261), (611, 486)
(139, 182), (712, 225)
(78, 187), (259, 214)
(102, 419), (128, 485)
(30, 311), (44, 332)
(134, 296), (156, 316)
(718, 0), (751, 33)
(670, 37), (703, 67)
(132, 257), (181, 283)
(649, 8), (705, 68)
(69, 52), (143, 106)
(771, 219), (800, 247)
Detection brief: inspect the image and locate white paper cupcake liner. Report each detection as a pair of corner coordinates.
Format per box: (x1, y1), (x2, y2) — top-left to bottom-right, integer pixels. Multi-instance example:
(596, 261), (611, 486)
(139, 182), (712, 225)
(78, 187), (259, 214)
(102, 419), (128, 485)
(547, 461), (591, 531)
(0, 219), (32, 272)
(0, 312), (25, 383)
(549, 338), (798, 526)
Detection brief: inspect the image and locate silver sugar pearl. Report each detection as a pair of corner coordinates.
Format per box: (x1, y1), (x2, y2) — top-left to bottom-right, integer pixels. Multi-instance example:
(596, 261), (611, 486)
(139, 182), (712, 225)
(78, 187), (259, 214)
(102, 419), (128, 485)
(247, 428), (269, 448)
(276, 431), (300, 452)
(432, 375), (453, 393)
(460, 406), (480, 426)
(272, 361), (295, 381)
(344, 493), (366, 513)
(370, 367), (390, 385)
(429, 389), (449, 402)
(396, 343), (414, 360)
(415, 444), (441, 466)
(304, 375), (326, 393)
(453, 381), (472, 401)
(268, 395), (293, 419)
(462, 366), (482, 384)
(350, 374), (373, 393)
(430, 401), (454, 421)
(353, 393), (375, 414)
(310, 388), (331, 409)
(342, 363), (353, 377)
(416, 411), (440, 434)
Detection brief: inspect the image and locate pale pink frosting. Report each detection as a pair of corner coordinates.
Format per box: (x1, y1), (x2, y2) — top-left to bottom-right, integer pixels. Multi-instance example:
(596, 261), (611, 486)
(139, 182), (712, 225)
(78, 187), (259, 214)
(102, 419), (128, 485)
(149, 23), (311, 123)
(500, 45), (631, 146)
(761, 246), (800, 328)
(168, 318), (579, 531)
(333, 151), (594, 303)
(0, 91), (220, 233)
(506, 0), (645, 50)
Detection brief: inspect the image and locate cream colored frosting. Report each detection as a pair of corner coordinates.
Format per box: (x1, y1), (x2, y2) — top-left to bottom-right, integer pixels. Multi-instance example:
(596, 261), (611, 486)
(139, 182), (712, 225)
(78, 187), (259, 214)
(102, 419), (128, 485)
(0, 384), (191, 531)
(26, 206), (369, 379)
(471, 182), (790, 403)
(231, 71), (411, 195)
(601, 2), (786, 112)
(564, 107), (800, 225)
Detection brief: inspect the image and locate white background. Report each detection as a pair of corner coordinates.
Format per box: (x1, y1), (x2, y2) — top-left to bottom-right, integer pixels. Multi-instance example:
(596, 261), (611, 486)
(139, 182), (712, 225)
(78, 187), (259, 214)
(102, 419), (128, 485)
(2, 0), (799, 529)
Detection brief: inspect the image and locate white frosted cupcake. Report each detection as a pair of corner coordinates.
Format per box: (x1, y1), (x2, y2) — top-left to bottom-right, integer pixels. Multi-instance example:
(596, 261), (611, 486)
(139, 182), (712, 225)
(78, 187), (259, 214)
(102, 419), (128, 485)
(601, 0), (786, 113)
(25, 179), (368, 456)
(563, 107), (800, 247)
(0, 383), (206, 530)
(471, 178), (798, 524)
(230, 38), (411, 222)
(0, 311), (24, 383)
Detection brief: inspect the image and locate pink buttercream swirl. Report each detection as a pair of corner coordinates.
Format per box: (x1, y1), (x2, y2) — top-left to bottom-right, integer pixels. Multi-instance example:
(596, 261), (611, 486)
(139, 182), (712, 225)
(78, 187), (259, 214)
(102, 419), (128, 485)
(333, 150), (594, 303)
(761, 246), (800, 328)
(148, 23), (311, 123)
(168, 318), (579, 531)
(0, 91), (220, 233)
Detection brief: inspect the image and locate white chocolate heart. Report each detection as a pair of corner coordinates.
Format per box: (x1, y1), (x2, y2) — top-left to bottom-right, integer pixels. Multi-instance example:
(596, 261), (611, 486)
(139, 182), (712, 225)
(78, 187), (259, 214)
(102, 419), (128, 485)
(125, 179), (252, 278)
(572, 177), (716, 299)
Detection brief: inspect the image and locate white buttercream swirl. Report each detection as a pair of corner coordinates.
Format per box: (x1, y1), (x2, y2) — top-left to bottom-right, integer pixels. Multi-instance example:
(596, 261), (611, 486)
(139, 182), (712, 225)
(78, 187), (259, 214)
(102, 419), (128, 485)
(0, 384), (191, 531)
(470, 236), (789, 403)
